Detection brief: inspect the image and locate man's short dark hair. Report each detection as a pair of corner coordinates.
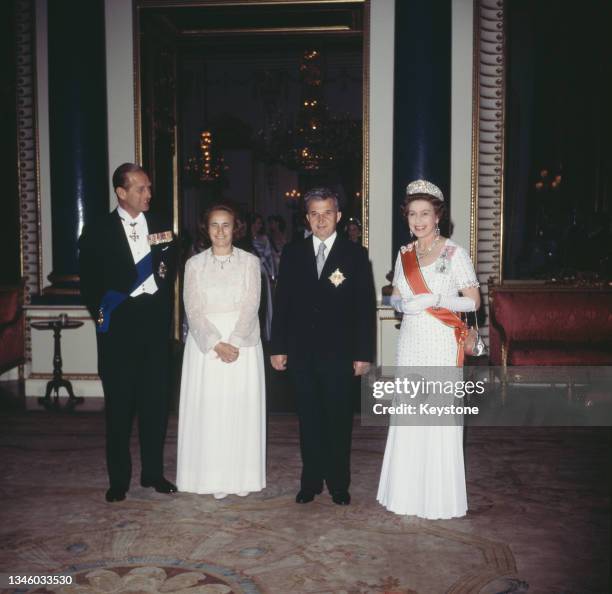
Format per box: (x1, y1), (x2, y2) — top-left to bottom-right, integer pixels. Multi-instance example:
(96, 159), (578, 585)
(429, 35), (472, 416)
(112, 163), (146, 191)
(303, 187), (339, 211)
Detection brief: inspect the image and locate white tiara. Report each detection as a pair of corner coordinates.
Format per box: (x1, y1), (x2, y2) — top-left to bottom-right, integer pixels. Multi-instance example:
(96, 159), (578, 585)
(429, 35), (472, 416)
(405, 179), (444, 201)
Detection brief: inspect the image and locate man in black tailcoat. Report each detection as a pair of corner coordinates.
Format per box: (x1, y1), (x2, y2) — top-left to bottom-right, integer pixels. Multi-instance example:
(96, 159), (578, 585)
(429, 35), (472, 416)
(79, 163), (177, 502)
(270, 187), (375, 505)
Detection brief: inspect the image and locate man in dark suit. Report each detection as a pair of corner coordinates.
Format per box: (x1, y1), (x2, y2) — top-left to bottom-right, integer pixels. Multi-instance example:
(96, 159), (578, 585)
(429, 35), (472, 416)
(79, 163), (177, 502)
(270, 187), (375, 505)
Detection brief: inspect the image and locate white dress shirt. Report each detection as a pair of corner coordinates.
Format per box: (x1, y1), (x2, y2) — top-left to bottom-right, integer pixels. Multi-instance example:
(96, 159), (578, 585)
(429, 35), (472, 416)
(312, 231), (337, 263)
(117, 206), (158, 297)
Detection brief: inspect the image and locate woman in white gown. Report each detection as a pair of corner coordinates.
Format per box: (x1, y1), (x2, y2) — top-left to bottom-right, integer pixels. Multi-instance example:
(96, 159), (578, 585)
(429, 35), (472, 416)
(377, 180), (480, 519)
(177, 205), (266, 498)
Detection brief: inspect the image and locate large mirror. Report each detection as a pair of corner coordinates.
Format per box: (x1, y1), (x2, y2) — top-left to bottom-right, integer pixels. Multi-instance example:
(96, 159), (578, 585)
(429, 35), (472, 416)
(473, 0), (612, 285)
(134, 0), (369, 340)
(135, 0), (368, 251)
(502, 0), (612, 281)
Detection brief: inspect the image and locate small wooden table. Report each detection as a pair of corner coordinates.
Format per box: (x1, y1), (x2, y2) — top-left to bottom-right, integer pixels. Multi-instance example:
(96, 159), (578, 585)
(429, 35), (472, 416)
(31, 318), (85, 411)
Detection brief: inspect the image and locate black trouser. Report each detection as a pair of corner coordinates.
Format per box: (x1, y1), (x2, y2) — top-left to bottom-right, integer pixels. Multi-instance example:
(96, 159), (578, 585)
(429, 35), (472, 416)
(97, 293), (170, 490)
(289, 356), (354, 494)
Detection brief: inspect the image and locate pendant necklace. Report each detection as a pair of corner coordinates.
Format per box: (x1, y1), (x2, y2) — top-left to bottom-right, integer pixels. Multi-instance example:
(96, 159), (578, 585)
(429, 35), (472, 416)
(212, 250), (233, 270)
(416, 237), (439, 258)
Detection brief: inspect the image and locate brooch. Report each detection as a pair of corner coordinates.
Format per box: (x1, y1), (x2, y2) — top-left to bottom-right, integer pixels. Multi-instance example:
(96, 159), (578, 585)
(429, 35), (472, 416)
(158, 261), (167, 279)
(148, 231), (173, 246)
(97, 307), (104, 327)
(328, 268), (346, 287)
(400, 243), (415, 254)
(436, 246), (455, 274)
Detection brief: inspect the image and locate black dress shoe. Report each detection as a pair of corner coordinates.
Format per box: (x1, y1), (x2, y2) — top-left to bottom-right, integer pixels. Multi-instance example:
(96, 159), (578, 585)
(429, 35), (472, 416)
(295, 490), (316, 503)
(105, 488), (126, 502)
(331, 491), (351, 505)
(140, 477), (177, 494)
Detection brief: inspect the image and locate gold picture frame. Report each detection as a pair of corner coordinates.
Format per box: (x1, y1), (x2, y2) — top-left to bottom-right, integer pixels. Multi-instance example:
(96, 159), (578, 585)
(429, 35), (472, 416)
(133, 0), (370, 245)
(133, 0), (370, 337)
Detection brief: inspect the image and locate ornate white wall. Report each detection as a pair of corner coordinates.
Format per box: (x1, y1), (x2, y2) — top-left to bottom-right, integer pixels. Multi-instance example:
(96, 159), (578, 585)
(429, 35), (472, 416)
(35, 0), (52, 291)
(451, 0), (474, 253)
(375, 0), (476, 365)
(105, 0), (136, 210)
(368, 0), (396, 300)
(20, 0), (480, 384)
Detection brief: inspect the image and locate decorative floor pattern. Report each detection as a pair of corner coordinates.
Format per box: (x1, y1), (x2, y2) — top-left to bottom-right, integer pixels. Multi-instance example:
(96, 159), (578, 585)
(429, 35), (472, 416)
(0, 411), (609, 593)
(28, 563), (259, 594)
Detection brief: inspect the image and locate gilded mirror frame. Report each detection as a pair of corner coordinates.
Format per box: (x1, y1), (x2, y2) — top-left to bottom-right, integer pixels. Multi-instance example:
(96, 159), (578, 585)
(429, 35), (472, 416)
(133, 0), (370, 338)
(132, 0), (370, 247)
(471, 0), (505, 344)
(471, 0), (505, 286)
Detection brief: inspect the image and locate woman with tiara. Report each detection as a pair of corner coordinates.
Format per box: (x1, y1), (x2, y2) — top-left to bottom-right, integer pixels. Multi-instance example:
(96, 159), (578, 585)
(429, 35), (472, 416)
(377, 180), (480, 519)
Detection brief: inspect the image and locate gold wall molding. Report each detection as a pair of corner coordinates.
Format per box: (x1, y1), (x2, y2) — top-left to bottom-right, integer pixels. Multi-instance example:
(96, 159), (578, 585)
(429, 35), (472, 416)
(137, 0), (364, 7)
(133, 0), (369, 241)
(15, 0), (42, 366)
(133, 0), (370, 333)
(361, 0), (370, 248)
(15, 0), (42, 300)
(472, 0), (505, 344)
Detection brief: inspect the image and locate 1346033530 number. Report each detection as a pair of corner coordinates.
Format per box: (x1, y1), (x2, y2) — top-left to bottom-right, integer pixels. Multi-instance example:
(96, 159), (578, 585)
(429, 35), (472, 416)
(7, 575), (74, 586)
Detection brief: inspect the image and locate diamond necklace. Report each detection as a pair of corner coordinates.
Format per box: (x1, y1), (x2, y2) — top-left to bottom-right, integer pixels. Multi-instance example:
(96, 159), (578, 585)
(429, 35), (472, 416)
(212, 250), (233, 269)
(416, 237), (439, 257)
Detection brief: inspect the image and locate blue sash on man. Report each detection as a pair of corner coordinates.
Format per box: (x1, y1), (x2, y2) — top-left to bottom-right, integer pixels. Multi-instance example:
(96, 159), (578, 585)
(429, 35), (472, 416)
(97, 252), (153, 333)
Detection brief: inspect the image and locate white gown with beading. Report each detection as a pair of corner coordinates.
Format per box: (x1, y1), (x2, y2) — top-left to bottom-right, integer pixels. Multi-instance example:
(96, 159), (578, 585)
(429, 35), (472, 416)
(177, 247), (266, 495)
(377, 239), (479, 519)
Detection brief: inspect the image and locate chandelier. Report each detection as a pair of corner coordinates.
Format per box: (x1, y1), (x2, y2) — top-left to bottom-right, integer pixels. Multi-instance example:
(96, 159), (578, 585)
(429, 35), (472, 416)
(534, 167), (562, 192)
(254, 50), (361, 174)
(184, 130), (227, 184)
(284, 188), (302, 206)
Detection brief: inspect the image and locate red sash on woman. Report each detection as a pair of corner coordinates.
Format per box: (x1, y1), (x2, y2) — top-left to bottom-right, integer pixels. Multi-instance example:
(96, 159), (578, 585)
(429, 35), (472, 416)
(401, 246), (467, 367)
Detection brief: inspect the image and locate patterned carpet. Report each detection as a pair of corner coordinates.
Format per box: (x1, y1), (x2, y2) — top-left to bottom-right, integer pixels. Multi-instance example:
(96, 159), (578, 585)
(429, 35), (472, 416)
(0, 407), (610, 594)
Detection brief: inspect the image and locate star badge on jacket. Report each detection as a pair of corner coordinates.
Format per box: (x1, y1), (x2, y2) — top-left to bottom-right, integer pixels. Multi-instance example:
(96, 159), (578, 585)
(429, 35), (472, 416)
(328, 268), (346, 287)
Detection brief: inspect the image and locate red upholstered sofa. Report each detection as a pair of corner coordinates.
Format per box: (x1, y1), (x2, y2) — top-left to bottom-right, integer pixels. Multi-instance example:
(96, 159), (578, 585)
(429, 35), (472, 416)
(488, 282), (612, 366)
(0, 283), (25, 375)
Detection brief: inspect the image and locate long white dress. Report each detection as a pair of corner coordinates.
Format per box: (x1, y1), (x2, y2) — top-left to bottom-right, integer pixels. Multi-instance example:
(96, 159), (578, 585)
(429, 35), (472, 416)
(376, 239), (479, 519)
(177, 247), (266, 495)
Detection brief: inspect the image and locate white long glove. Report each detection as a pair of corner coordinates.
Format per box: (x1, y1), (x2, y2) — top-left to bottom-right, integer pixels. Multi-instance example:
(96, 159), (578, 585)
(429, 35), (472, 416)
(437, 294), (476, 312)
(390, 293), (438, 315)
(391, 293), (476, 314)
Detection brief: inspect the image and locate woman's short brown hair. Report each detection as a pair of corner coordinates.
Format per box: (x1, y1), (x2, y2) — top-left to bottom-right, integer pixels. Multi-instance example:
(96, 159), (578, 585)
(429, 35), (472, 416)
(196, 203), (237, 249)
